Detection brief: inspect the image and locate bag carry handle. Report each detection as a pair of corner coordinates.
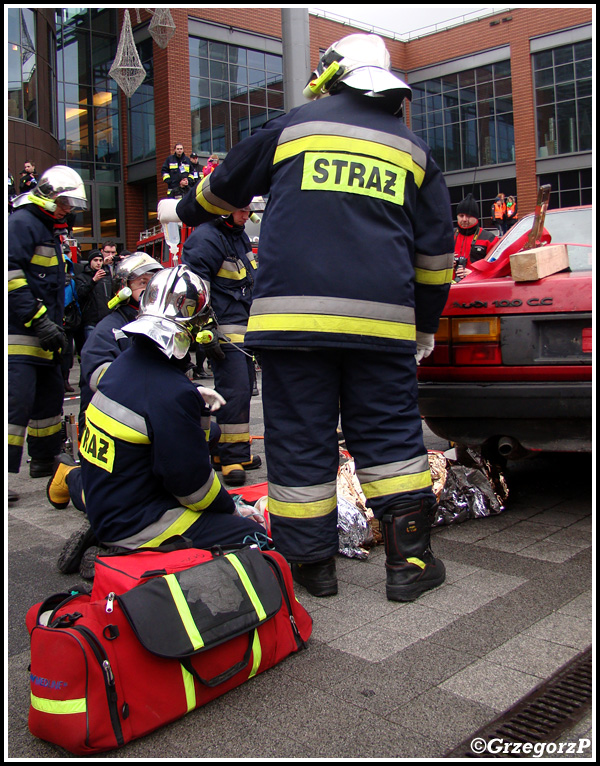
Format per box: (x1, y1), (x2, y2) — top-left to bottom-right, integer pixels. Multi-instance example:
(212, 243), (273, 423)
(180, 630), (254, 687)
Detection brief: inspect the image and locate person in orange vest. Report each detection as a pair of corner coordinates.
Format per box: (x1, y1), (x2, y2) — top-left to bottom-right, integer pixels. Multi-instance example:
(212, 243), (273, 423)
(491, 193), (508, 235)
(505, 195), (518, 229)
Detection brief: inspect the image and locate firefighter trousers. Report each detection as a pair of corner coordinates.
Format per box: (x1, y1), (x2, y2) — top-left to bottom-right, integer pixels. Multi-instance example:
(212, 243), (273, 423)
(260, 348), (434, 563)
(8, 360), (64, 473)
(211, 345), (254, 466)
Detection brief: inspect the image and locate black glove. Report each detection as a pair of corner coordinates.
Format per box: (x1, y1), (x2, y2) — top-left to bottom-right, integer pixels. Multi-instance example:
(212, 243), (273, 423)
(31, 313), (68, 353)
(203, 337), (225, 362)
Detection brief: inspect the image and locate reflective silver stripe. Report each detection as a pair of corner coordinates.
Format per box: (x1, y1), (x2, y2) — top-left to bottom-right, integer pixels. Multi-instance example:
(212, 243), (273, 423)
(220, 423), (250, 434)
(89, 363), (111, 393)
(103, 506), (192, 548)
(8, 334), (42, 347)
(414, 252), (455, 272)
(218, 260), (244, 274)
(277, 121), (428, 171)
(220, 324), (248, 335)
(176, 469), (219, 507)
(250, 296), (414, 325)
(202, 177), (238, 214)
(8, 269), (26, 280)
(90, 391), (149, 437)
(356, 456), (430, 484)
(8, 424), (27, 438)
(268, 480), (337, 504)
(28, 415), (62, 431)
(34, 245), (57, 258)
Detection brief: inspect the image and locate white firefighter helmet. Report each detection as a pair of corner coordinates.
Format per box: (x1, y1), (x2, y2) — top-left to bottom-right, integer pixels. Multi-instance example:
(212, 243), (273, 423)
(30, 165), (88, 212)
(304, 34), (411, 114)
(112, 252), (163, 296)
(122, 265), (211, 359)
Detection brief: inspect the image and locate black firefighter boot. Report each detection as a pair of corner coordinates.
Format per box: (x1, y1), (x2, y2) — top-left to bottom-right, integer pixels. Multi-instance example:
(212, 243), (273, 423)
(381, 496), (446, 602)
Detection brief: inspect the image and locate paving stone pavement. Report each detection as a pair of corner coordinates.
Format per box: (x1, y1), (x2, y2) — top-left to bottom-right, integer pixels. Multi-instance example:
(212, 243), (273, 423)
(6, 364), (593, 759)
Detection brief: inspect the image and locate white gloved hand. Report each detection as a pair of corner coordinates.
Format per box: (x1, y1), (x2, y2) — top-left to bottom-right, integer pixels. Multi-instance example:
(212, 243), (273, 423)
(157, 198), (181, 224)
(196, 386), (227, 412)
(415, 331), (435, 364)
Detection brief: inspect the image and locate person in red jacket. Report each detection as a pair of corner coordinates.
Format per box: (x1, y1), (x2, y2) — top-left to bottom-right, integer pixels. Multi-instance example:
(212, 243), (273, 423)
(454, 194), (499, 280)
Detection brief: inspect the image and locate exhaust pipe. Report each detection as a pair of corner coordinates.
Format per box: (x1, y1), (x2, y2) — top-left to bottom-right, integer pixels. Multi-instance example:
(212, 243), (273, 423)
(497, 436), (519, 457)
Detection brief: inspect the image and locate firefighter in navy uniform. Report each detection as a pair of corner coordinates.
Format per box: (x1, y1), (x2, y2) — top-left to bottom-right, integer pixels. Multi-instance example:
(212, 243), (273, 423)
(182, 206), (262, 486)
(78, 265), (262, 551)
(172, 34), (455, 601)
(161, 143), (192, 198)
(454, 193), (499, 280)
(8, 166), (88, 492)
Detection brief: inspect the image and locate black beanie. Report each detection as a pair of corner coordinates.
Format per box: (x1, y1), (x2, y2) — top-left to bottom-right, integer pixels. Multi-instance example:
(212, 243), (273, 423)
(457, 193), (480, 219)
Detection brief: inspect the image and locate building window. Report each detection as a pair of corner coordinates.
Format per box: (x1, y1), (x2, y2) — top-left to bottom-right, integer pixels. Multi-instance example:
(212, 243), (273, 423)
(538, 168), (592, 209)
(128, 37), (155, 162)
(533, 40), (592, 158)
(8, 8), (37, 123)
(189, 37), (284, 154)
(410, 61), (514, 172)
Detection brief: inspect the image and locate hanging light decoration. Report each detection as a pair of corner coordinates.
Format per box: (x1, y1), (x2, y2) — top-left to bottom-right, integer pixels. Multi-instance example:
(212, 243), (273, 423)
(109, 10), (147, 98)
(148, 8), (176, 49)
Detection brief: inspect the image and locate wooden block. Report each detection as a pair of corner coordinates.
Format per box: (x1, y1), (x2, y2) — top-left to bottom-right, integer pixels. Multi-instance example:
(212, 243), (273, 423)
(509, 244), (569, 282)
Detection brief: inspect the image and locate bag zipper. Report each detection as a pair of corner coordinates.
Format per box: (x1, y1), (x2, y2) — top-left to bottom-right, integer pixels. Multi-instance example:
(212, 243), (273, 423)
(263, 555), (306, 650)
(71, 624), (124, 747)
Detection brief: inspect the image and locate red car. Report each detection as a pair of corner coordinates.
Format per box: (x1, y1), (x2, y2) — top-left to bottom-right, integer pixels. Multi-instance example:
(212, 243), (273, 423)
(418, 206), (592, 460)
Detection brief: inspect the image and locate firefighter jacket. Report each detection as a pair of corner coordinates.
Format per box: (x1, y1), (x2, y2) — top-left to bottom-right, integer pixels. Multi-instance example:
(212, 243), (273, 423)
(176, 89), (455, 354)
(8, 203), (66, 365)
(454, 225), (498, 267)
(182, 218), (256, 343)
(161, 153), (192, 196)
(80, 336), (233, 547)
(78, 303), (138, 433)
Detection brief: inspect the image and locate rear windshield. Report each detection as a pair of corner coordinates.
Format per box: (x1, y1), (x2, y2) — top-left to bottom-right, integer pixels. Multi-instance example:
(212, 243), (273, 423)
(487, 207), (592, 272)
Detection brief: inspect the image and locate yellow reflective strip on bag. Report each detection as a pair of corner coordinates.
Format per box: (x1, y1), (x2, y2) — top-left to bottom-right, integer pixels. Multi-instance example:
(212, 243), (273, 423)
(225, 554), (267, 622)
(247, 312), (415, 341)
(180, 663), (197, 713)
(268, 494), (337, 519)
(361, 470), (433, 499)
(414, 267), (454, 286)
(164, 573), (205, 651)
(30, 692), (87, 715)
(249, 629), (262, 678)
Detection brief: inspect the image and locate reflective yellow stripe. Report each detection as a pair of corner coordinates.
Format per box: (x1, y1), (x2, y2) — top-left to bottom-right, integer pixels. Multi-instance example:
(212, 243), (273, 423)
(164, 573), (205, 650)
(247, 313), (415, 341)
(8, 433), (24, 446)
(7, 344), (53, 360)
(274, 135), (426, 187)
(185, 472), (222, 511)
(249, 629), (262, 678)
(30, 693), (86, 715)
(220, 334), (245, 344)
(361, 470), (433, 499)
(268, 494), (337, 519)
(219, 431), (250, 444)
(216, 267), (247, 280)
(138, 508), (205, 548)
(180, 663), (197, 712)
(27, 422), (62, 438)
(225, 553), (267, 621)
(8, 278), (28, 292)
(86, 403), (150, 444)
(31, 254), (59, 267)
(414, 267), (454, 285)
(196, 183), (231, 215)
(406, 557), (426, 569)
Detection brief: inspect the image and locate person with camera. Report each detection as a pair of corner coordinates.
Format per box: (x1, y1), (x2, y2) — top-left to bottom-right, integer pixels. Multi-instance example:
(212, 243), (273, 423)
(75, 250), (113, 340)
(454, 194), (499, 280)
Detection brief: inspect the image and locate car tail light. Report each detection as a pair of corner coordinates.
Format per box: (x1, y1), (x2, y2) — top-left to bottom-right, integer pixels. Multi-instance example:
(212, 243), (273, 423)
(451, 317), (502, 365)
(453, 343), (503, 365)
